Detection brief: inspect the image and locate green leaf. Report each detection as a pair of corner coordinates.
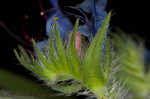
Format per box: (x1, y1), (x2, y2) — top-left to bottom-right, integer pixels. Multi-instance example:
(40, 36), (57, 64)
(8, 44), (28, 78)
(82, 12), (111, 95)
(102, 38), (112, 81)
(0, 70), (50, 95)
(32, 39), (57, 73)
(112, 31), (150, 98)
(53, 18), (69, 74)
(14, 47), (38, 74)
(67, 19), (81, 80)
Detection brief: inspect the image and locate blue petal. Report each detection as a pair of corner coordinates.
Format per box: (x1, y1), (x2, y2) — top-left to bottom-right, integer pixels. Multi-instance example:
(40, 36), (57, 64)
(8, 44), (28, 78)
(78, 25), (91, 37)
(46, 10), (73, 41)
(46, 0), (108, 41)
(49, 0), (58, 8)
(78, 0), (107, 12)
(37, 40), (49, 51)
(97, 0), (107, 10)
(77, 0), (107, 39)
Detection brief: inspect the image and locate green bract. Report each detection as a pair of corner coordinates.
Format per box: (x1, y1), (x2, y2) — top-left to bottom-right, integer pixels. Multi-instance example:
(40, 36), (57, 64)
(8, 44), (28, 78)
(112, 33), (150, 99)
(14, 13), (115, 99)
(14, 12), (150, 99)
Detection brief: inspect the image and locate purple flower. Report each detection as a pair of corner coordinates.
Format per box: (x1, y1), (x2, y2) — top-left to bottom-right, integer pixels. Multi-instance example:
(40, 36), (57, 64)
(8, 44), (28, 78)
(47, 0), (107, 40)
(37, 0), (108, 50)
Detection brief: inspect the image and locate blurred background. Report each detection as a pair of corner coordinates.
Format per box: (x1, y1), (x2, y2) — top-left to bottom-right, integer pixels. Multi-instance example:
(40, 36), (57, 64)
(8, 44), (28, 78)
(0, 0), (149, 98)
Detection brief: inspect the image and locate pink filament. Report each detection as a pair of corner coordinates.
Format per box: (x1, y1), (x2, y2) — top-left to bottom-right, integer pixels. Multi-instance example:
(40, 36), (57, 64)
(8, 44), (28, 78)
(75, 32), (82, 57)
